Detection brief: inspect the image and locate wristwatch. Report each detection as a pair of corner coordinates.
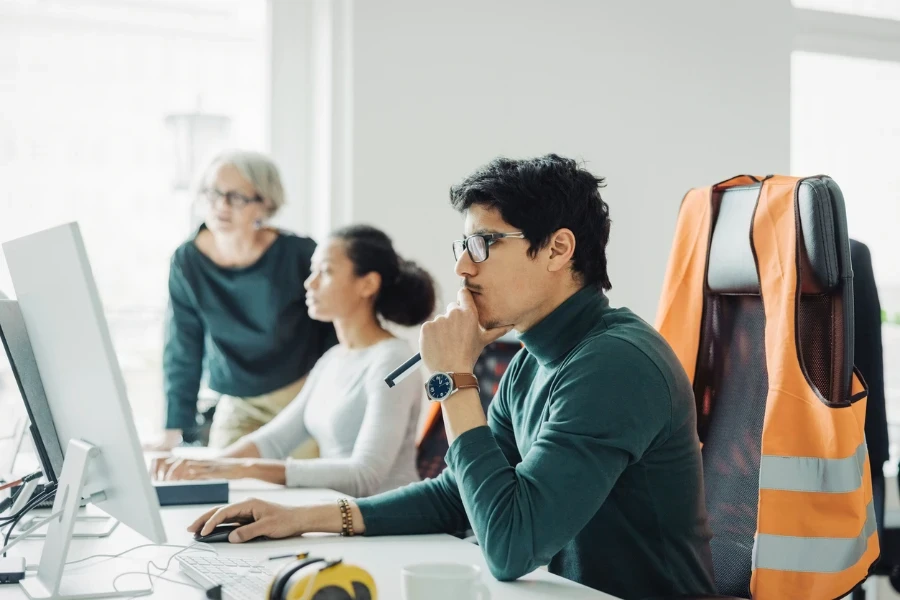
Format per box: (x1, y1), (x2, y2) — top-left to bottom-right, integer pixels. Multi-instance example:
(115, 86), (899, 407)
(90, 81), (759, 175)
(425, 372), (479, 402)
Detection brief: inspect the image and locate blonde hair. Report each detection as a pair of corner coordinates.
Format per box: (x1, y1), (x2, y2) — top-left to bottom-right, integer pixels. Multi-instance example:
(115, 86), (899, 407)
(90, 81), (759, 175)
(201, 150), (285, 217)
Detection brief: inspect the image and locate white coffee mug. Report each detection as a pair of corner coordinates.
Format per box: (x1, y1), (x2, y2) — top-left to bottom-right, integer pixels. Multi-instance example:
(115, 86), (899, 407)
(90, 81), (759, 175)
(401, 563), (491, 600)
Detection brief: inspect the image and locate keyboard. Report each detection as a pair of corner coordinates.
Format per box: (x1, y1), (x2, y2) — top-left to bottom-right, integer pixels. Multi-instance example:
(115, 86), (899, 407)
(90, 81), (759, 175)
(177, 554), (277, 600)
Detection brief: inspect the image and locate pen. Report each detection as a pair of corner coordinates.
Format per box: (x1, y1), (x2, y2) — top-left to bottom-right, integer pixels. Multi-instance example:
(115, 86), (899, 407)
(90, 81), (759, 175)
(268, 552), (309, 561)
(384, 353), (422, 388)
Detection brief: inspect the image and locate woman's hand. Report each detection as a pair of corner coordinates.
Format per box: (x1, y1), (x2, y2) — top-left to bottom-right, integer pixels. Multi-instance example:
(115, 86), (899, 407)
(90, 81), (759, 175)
(151, 457), (248, 481)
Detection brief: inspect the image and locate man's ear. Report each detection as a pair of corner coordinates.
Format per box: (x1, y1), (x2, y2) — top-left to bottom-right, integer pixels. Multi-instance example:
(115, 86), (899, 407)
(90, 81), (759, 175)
(547, 228), (576, 273)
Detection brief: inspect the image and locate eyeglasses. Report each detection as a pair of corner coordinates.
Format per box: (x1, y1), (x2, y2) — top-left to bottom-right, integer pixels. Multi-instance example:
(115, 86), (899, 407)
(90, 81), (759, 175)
(202, 188), (263, 210)
(452, 232), (526, 263)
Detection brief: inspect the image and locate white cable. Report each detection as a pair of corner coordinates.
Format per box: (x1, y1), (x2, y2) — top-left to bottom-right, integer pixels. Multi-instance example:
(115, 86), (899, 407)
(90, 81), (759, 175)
(112, 569), (201, 599)
(5, 518), (217, 595)
(64, 542), (216, 570)
(0, 510), (62, 556)
(111, 543), (215, 599)
(147, 542), (209, 577)
(27, 538), (213, 576)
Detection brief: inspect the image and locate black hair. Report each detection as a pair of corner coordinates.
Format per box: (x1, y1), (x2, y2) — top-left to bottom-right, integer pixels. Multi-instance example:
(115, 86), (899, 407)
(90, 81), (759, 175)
(449, 153), (612, 291)
(332, 225), (436, 326)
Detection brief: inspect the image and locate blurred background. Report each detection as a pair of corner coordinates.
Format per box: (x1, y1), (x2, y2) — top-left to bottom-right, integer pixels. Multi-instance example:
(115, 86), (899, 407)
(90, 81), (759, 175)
(0, 0), (896, 535)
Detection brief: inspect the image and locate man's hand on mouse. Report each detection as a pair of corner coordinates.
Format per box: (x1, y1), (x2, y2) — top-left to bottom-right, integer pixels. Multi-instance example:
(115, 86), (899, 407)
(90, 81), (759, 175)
(188, 497), (367, 543)
(188, 498), (306, 543)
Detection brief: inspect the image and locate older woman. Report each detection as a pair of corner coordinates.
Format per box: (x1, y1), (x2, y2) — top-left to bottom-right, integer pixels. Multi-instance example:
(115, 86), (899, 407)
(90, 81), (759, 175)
(153, 150), (336, 451)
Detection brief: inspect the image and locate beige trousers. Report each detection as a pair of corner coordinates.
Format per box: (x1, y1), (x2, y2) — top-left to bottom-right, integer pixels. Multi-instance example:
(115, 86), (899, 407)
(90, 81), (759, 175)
(207, 376), (319, 459)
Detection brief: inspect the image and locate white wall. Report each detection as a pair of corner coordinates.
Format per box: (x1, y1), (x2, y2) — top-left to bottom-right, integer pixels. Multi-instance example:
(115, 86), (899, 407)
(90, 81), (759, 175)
(273, 0), (793, 322)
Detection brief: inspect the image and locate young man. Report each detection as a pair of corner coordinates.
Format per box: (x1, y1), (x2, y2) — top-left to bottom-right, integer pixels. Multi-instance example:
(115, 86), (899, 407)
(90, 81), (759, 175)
(189, 154), (716, 599)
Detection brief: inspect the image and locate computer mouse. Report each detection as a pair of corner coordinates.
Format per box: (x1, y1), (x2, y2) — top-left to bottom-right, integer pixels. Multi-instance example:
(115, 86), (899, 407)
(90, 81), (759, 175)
(193, 524), (242, 544)
(193, 523), (270, 544)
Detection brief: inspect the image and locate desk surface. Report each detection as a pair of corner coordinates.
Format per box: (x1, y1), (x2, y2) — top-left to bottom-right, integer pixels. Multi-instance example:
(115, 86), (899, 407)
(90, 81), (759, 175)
(0, 482), (615, 599)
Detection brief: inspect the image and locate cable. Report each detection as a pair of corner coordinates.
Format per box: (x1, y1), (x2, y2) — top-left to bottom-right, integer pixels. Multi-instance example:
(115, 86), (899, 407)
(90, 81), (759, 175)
(113, 571), (202, 598)
(18, 541), (217, 598)
(110, 543), (220, 599)
(0, 471), (44, 515)
(0, 482), (24, 514)
(0, 485), (56, 528)
(0, 479), (23, 494)
(1, 487), (55, 530)
(2, 486), (57, 556)
(0, 470), (43, 493)
(0, 483), (55, 526)
(0, 509), (62, 556)
(64, 542), (216, 570)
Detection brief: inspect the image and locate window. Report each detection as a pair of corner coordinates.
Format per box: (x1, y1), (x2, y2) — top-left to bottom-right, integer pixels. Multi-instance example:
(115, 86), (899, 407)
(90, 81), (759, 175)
(793, 0), (900, 22)
(791, 49), (900, 464)
(0, 0), (269, 440)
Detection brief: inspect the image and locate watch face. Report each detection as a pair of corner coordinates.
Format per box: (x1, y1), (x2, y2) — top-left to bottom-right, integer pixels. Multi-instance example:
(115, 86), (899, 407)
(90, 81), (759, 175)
(427, 373), (453, 400)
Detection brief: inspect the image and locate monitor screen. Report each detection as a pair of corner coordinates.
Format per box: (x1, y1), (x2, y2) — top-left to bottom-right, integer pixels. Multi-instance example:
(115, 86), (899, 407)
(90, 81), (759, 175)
(0, 300), (65, 482)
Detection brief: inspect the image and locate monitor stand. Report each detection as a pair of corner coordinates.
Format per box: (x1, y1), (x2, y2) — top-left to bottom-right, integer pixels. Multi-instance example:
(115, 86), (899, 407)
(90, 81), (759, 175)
(7, 480), (118, 539)
(20, 439), (150, 600)
(12, 511), (118, 539)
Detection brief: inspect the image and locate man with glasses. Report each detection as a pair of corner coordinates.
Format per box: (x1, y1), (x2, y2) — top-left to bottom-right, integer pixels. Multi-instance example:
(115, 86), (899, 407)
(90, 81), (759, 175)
(188, 154), (716, 600)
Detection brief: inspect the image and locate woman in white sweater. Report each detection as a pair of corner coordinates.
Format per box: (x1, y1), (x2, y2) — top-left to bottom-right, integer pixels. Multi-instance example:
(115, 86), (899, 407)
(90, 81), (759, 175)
(152, 225), (435, 497)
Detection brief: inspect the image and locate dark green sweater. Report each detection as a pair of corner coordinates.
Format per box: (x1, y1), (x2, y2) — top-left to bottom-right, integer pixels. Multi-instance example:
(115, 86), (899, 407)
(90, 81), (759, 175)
(357, 287), (715, 599)
(163, 227), (337, 432)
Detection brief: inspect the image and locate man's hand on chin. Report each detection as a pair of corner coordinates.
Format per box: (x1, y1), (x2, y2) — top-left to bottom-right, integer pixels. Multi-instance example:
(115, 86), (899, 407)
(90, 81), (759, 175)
(419, 287), (513, 443)
(419, 287), (512, 374)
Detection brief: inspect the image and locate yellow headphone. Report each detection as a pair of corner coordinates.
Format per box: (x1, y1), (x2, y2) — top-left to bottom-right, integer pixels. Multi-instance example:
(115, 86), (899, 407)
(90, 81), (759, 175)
(267, 555), (377, 600)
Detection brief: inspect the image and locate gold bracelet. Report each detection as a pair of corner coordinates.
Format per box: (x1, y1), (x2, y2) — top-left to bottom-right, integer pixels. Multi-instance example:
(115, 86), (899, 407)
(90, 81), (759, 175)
(338, 498), (355, 537)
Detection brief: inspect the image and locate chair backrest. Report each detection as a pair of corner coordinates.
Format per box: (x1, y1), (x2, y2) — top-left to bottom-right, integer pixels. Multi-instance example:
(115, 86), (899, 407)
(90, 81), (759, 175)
(657, 175), (876, 599)
(698, 178), (854, 595)
(849, 239), (888, 474)
(849, 239), (888, 547)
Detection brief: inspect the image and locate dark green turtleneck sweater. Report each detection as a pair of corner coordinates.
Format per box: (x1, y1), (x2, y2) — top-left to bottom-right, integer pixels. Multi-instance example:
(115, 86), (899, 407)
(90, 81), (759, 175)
(356, 287), (715, 600)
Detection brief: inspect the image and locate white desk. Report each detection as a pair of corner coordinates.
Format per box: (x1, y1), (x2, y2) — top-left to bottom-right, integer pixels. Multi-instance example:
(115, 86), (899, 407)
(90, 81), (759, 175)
(0, 481), (616, 599)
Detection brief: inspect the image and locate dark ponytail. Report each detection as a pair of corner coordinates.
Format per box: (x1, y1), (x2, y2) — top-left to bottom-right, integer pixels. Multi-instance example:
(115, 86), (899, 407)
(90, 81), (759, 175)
(333, 225), (436, 327)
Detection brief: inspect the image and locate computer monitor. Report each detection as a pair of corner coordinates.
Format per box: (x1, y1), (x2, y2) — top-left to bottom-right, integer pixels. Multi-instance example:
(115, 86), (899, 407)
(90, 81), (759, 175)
(2, 222), (167, 599)
(0, 300), (65, 483)
(0, 289), (30, 479)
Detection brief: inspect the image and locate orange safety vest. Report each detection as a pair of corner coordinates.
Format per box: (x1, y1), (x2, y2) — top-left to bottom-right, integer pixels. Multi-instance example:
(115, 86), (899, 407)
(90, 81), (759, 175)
(656, 175), (878, 599)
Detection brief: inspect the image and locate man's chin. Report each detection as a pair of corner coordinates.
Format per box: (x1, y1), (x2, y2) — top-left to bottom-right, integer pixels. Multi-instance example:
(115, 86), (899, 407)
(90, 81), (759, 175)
(482, 318), (509, 331)
(475, 301), (513, 332)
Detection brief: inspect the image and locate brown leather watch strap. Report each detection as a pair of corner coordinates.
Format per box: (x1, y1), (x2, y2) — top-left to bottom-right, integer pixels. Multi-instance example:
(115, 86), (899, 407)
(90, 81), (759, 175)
(449, 372), (479, 393)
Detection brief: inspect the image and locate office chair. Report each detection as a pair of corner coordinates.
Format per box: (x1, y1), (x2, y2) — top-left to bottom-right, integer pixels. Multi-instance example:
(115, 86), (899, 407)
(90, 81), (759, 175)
(850, 240), (888, 537)
(849, 240), (892, 599)
(654, 175), (877, 600)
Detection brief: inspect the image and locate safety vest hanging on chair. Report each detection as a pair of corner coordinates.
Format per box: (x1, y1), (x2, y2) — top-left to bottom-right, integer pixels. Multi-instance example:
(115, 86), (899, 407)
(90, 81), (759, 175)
(655, 175), (879, 599)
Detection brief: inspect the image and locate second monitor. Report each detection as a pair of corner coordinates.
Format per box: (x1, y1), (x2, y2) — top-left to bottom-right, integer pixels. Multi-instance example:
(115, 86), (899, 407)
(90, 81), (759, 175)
(2, 222), (167, 599)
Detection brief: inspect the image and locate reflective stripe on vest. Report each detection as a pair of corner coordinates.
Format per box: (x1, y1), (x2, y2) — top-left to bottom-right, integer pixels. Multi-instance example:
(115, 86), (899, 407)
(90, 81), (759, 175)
(753, 500), (877, 573)
(760, 442), (867, 494)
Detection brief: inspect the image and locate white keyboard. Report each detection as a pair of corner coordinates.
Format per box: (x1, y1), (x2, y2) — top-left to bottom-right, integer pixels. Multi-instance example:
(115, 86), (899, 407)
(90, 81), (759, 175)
(177, 554), (277, 600)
